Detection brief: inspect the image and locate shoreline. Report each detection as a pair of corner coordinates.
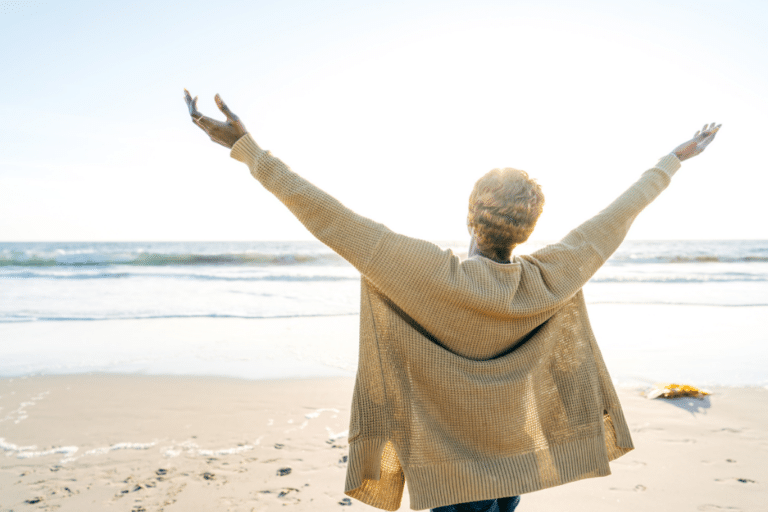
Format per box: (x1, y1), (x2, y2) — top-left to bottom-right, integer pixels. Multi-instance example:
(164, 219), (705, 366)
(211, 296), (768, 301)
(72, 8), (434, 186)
(1, 374), (766, 511)
(3, 370), (768, 390)
(2, 304), (767, 387)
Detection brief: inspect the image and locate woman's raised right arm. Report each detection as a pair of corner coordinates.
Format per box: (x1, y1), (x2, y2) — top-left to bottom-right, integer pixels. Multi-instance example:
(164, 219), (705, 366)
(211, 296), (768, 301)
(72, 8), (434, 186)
(184, 89), (393, 274)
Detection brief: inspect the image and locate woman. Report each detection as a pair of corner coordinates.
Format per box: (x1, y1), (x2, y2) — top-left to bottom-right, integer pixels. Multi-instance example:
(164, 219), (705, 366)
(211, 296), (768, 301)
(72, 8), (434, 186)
(184, 90), (720, 511)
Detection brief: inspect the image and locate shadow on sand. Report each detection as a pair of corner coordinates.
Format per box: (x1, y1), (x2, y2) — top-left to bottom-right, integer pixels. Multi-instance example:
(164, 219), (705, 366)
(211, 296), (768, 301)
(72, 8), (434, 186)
(659, 395), (711, 415)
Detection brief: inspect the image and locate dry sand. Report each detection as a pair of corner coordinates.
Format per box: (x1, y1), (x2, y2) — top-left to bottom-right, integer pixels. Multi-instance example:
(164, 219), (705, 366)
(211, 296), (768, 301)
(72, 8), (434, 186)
(0, 375), (766, 512)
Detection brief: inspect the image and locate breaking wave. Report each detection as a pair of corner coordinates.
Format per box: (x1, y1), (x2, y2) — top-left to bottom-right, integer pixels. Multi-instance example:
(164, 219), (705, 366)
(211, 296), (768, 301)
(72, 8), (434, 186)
(0, 250), (345, 267)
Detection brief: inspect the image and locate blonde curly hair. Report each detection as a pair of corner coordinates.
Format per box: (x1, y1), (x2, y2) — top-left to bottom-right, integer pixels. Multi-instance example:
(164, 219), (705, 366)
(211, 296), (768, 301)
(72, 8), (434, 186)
(467, 168), (545, 262)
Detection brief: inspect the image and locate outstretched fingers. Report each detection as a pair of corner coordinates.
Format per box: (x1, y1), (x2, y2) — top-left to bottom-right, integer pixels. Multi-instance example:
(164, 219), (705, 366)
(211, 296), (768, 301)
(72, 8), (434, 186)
(701, 122), (721, 138)
(695, 122), (721, 139)
(215, 93), (239, 122)
(183, 89), (244, 148)
(701, 125), (720, 145)
(184, 88), (205, 123)
(184, 89), (197, 113)
(694, 122), (722, 155)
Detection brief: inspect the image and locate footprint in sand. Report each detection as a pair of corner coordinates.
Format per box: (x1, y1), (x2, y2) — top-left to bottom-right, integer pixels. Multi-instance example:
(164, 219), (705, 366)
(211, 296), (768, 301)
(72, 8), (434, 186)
(609, 484), (646, 492)
(259, 487), (302, 504)
(631, 426), (663, 433)
(714, 477), (757, 485)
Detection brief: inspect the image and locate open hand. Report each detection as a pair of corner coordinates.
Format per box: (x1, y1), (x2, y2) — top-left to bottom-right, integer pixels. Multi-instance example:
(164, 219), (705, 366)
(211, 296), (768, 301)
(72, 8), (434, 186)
(184, 89), (248, 149)
(672, 122), (722, 162)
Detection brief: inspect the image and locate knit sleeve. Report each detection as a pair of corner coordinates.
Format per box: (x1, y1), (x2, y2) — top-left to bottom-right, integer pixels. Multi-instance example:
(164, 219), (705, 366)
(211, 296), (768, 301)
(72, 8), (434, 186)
(230, 133), (390, 273)
(523, 153), (682, 299)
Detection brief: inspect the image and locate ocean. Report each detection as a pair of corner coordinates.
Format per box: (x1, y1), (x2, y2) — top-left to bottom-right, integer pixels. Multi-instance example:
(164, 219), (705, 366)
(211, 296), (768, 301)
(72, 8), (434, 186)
(1, 240), (767, 386)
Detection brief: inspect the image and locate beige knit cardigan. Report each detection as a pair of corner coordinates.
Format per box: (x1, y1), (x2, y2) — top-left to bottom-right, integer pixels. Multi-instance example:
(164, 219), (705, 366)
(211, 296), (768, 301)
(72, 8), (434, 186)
(230, 134), (681, 510)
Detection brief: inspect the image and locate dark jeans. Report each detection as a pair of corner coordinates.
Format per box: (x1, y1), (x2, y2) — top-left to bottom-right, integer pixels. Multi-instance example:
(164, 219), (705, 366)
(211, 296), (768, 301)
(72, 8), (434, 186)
(432, 496), (521, 512)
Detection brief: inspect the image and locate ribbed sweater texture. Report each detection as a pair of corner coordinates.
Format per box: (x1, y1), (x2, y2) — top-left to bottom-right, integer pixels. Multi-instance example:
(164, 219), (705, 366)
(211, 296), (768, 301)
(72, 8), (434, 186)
(230, 134), (682, 510)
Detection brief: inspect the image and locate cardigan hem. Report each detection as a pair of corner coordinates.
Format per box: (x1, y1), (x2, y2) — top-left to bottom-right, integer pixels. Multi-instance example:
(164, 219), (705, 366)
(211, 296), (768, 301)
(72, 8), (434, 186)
(345, 438), (404, 511)
(346, 433), (625, 511)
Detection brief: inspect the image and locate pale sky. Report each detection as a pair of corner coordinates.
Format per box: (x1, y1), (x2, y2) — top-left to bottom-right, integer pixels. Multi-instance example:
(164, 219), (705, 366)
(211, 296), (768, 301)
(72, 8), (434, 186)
(1, 0), (766, 242)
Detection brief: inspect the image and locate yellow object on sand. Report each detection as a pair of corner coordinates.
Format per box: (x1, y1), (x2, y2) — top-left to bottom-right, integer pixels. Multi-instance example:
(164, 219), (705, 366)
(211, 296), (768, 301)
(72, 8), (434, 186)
(646, 383), (711, 399)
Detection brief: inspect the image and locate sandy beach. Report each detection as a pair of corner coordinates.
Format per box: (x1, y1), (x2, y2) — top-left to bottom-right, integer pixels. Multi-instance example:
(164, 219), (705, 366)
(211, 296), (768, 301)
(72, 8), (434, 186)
(1, 374), (766, 512)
